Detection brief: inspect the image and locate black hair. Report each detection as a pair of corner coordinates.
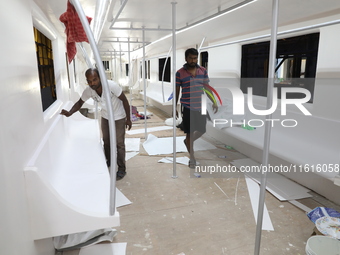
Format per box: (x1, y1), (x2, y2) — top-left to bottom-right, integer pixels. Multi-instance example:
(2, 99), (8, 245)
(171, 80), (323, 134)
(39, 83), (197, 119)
(85, 68), (99, 78)
(185, 48), (198, 58)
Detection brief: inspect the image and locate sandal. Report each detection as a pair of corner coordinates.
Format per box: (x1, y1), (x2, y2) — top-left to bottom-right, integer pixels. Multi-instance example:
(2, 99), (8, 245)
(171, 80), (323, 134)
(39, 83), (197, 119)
(116, 170), (126, 180)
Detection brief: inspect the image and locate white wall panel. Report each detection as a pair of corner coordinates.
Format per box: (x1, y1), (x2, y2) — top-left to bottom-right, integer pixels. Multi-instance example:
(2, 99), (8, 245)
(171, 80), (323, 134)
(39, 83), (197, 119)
(0, 0), (68, 254)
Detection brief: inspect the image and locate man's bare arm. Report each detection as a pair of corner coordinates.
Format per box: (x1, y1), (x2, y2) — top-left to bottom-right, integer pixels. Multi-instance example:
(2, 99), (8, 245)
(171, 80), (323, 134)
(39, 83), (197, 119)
(60, 98), (85, 117)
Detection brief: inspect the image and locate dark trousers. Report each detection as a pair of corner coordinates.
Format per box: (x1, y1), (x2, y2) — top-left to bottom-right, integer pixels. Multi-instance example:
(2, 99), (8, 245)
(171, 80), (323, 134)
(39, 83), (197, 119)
(101, 117), (126, 172)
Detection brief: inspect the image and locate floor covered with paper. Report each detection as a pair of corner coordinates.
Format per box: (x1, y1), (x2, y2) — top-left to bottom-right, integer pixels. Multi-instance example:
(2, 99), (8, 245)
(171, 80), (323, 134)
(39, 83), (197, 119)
(59, 98), (340, 255)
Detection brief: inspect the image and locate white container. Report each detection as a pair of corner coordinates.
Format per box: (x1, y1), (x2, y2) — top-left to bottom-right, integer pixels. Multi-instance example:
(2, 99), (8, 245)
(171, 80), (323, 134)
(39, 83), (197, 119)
(306, 235), (340, 255)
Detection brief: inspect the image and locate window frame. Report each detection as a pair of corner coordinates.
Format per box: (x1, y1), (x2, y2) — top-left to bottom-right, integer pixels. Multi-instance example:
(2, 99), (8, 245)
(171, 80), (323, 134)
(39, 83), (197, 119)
(240, 33), (320, 103)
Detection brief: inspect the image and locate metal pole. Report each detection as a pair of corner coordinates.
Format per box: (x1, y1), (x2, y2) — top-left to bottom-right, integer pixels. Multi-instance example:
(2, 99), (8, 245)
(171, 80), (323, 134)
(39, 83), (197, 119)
(114, 49), (117, 79)
(70, 0), (117, 216)
(171, 1), (177, 179)
(119, 43), (123, 75)
(254, 0), (279, 254)
(128, 38), (132, 122)
(78, 42), (93, 68)
(109, 0), (128, 28)
(197, 37), (206, 64)
(142, 26), (148, 141)
(161, 46), (172, 102)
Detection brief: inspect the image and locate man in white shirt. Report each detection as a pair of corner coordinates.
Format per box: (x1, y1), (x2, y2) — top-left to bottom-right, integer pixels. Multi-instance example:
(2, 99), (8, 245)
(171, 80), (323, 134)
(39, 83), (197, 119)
(60, 68), (132, 180)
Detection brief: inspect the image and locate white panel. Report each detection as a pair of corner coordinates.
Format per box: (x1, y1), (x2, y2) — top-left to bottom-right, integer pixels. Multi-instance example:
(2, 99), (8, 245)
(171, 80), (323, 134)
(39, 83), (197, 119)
(0, 0), (55, 254)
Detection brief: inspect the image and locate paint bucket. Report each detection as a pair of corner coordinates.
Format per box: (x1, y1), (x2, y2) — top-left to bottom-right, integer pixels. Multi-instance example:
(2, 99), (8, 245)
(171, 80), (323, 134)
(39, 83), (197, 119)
(305, 236), (340, 255)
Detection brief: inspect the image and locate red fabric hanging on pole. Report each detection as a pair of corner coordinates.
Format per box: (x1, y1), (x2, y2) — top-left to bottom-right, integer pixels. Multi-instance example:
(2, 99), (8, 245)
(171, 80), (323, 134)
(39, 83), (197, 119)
(59, 0), (92, 63)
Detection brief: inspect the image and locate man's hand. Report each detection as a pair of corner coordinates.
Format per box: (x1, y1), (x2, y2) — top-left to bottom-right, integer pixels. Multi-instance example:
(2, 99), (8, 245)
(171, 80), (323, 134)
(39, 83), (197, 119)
(126, 119), (132, 130)
(212, 103), (218, 114)
(60, 109), (72, 117)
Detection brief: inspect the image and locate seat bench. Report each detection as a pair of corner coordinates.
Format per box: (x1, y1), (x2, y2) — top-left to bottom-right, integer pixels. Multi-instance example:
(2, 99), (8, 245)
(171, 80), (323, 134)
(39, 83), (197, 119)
(140, 82), (175, 106)
(24, 101), (120, 240)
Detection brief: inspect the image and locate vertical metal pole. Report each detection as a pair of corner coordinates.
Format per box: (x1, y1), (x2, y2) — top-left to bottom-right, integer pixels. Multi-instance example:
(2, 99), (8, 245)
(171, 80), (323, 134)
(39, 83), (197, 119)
(119, 43), (123, 75)
(254, 0), (279, 254)
(114, 49), (117, 79)
(78, 42), (94, 68)
(70, 0), (117, 216)
(171, 1), (178, 179)
(128, 38), (132, 121)
(142, 26), (148, 141)
(197, 37), (206, 63)
(110, 51), (113, 80)
(161, 46), (173, 102)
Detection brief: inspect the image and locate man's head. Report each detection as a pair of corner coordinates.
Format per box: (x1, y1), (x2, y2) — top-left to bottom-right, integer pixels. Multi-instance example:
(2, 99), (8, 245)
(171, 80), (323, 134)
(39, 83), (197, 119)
(185, 48), (198, 68)
(85, 68), (101, 91)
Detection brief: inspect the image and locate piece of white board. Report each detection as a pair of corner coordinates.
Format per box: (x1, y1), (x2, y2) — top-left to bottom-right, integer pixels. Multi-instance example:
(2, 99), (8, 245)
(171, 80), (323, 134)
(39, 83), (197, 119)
(126, 126), (173, 135)
(231, 158), (311, 201)
(125, 138), (140, 152)
(116, 189), (132, 208)
(79, 243), (127, 255)
(245, 176), (274, 231)
(143, 134), (216, 155)
(158, 156), (190, 165)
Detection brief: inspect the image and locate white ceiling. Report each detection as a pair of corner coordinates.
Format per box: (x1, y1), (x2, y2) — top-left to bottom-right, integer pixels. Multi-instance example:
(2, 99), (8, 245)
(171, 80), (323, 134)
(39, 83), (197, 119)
(33, 0), (340, 58)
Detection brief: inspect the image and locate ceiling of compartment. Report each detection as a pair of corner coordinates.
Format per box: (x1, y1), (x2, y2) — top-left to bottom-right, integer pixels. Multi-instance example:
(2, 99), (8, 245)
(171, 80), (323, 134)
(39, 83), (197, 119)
(33, 0), (340, 58)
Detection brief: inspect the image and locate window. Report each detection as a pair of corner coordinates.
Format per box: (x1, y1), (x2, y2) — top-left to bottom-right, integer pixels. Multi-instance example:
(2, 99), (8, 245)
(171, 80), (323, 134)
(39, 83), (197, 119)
(200, 51), (208, 69)
(103, 60), (110, 70)
(34, 27), (57, 111)
(158, 57), (171, 82)
(240, 33), (319, 103)
(125, 63), (129, 76)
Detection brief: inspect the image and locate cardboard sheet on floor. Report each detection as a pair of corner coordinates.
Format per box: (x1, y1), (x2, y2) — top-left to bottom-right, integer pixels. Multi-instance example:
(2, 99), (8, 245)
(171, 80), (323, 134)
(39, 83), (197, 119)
(125, 138), (140, 161)
(143, 134), (216, 155)
(125, 138), (140, 152)
(231, 158), (311, 201)
(126, 126), (173, 135)
(126, 151), (138, 161)
(116, 188), (132, 208)
(79, 243), (127, 255)
(245, 177), (274, 231)
(158, 156), (190, 165)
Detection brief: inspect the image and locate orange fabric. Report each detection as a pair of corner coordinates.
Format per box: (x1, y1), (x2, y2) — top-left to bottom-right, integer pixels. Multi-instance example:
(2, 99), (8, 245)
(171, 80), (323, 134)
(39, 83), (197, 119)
(59, 1), (92, 63)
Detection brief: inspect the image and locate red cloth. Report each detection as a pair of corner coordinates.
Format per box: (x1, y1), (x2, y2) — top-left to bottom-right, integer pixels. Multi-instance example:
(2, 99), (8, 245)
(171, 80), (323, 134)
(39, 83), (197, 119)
(59, 1), (92, 63)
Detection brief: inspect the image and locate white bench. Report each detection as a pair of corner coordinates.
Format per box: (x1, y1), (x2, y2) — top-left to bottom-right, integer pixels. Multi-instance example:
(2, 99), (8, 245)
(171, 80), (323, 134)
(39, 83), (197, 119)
(140, 82), (176, 106)
(206, 95), (340, 204)
(24, 102), (120, 240)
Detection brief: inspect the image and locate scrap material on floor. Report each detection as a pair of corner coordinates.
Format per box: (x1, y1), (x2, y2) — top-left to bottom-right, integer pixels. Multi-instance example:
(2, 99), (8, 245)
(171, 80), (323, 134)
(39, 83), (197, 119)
(126, 125), (173, 135)
(142, 134), (217, 155)
(245, 176), (274, 231)
(126, 151), (139, 161)
(231, 158), (312, 201)
(125, 137), (140, 161)
(158, 156), (190, 165)
(79, 243), (127, 255)
(64, 97), (340, 254)
(125, 138), (140, 152)
(116, 189), (132, 208)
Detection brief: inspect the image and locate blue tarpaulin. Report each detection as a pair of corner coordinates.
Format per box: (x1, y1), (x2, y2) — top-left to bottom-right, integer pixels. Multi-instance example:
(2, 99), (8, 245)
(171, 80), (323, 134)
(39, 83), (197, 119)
(307, 207), (340, 223)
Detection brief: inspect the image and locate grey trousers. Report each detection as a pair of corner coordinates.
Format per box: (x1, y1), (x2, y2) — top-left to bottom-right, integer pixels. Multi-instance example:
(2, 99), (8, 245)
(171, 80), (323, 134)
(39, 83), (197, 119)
(101, 117), (126, 172)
